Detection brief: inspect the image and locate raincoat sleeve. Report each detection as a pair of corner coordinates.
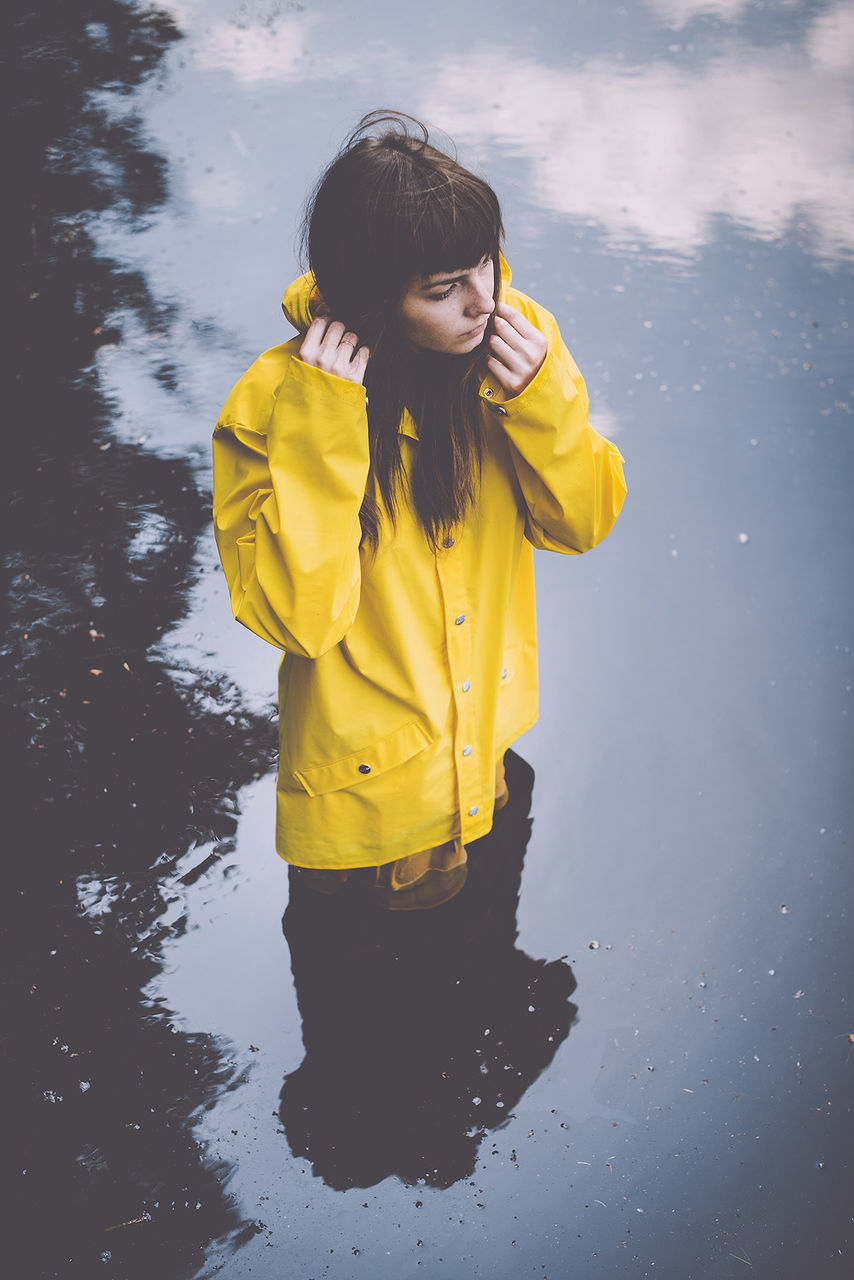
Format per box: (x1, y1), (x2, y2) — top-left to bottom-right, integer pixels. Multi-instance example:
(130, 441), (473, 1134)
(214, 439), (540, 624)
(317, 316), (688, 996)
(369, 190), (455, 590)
(212, 344), (370, 657)
(497, 294), (626, 554)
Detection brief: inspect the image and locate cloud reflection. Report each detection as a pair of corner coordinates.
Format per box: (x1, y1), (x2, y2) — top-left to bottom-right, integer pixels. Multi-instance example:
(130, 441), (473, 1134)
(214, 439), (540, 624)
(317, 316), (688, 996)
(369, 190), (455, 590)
(646, 0), (797, 27)
(173, 2), (354, 87)
(194, 13), (315, 84)
(420, 2), (854, 262)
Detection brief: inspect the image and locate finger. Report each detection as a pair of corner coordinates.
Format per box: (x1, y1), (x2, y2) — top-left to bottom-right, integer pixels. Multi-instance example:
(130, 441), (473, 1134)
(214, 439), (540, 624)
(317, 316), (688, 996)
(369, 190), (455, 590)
(488, 331), (529, 375)
(334, 334), (368, 377)
(494, 300), (540, 340)
(331, 344), (357, 378)
(299, 315), (330, 360)
(331, 332), (359, 370)
(320, 320), (346, 351)
(490, 314), (531, 355)
(353, 345), (370, 379)
(486, 353), (517, 391)
(486, 360), (528, 399)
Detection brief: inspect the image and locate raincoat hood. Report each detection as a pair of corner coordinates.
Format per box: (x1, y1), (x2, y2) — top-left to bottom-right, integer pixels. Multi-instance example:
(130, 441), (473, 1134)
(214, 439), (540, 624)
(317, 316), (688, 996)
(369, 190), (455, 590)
(281, 254), (513, 334)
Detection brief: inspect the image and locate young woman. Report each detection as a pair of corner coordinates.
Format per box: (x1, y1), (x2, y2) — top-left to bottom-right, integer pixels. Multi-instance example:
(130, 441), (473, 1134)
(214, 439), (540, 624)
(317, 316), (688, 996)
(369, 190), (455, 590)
(212, 112), (626, 909)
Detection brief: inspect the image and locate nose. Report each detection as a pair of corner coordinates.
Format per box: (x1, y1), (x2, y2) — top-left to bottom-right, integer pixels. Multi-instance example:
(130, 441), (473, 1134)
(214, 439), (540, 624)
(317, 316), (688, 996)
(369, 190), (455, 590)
(467, 279), (495, 318)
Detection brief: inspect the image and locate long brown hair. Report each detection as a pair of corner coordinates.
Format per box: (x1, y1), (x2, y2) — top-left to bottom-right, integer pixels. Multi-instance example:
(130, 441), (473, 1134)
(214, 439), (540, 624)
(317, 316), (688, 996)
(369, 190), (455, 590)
(300, 111), (504, 552)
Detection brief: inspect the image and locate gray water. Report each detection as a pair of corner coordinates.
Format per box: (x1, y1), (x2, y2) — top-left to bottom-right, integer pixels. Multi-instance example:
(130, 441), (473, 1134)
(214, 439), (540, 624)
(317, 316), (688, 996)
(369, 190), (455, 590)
(18, 1), (853, 1276)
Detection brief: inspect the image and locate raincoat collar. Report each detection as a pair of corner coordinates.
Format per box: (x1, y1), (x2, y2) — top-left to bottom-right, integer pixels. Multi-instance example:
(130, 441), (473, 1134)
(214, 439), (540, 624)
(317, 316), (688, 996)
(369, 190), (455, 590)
(281, 254), (512, 437)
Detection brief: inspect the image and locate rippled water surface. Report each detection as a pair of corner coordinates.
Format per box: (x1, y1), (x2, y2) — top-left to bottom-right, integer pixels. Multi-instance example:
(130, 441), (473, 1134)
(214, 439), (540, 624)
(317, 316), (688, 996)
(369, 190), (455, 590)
(6, 1), (853, 1276)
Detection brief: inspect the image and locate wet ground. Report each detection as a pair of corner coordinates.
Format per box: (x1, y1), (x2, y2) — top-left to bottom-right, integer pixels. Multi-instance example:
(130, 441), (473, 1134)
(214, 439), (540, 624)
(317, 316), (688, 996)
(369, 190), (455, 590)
(4, 1), (852, 1276)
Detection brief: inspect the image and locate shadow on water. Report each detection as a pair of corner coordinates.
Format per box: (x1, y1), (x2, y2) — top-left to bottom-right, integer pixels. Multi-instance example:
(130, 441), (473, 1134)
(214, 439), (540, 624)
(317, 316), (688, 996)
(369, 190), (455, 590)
(281, 752), (578, 1190)
(2, 4), (276, 1276)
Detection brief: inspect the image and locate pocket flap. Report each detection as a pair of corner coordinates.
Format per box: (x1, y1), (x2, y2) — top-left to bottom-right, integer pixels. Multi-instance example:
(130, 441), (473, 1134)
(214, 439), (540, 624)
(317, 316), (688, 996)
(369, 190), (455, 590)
(292, 719), (432, 797)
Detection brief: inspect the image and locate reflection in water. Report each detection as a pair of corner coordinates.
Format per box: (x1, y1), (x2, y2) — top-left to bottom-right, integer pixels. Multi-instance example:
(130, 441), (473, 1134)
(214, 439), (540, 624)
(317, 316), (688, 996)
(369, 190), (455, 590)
(4, 4), (275, 1276)
(646, 0), (763, 24)
(280, 753), (578, 1190)
(420, 0), (854, 262)
(194, 10), (323, 84)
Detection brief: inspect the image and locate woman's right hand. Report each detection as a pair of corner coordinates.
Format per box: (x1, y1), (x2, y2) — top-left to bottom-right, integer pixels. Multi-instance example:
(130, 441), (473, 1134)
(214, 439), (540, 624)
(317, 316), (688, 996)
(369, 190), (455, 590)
(298, 316), (370, 385)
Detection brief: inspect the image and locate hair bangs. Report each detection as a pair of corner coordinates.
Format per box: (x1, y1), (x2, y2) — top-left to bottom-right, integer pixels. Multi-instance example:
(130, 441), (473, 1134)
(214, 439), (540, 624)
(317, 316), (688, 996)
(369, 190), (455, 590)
(363, 147), (502, 295)
(408, 171), (501, 282)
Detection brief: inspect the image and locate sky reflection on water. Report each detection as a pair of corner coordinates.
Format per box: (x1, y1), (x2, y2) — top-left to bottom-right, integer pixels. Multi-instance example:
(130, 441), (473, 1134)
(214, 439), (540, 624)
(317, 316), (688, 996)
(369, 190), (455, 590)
(422, 2), (854, 262)
(119, 0), (854, 267)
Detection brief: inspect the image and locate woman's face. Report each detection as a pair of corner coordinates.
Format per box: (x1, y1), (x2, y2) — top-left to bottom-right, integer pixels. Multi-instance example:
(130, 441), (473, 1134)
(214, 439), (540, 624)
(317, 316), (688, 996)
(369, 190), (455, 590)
(397, 255), (495, 354)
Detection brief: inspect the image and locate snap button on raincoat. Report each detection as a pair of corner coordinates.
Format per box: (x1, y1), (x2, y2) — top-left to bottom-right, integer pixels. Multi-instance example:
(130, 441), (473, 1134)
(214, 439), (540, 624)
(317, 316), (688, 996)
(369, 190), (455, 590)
(212, 260), (626, 869)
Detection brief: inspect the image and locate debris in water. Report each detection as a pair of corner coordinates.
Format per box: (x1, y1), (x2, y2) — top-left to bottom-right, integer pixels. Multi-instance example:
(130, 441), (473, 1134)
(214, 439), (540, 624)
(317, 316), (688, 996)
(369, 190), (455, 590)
(105, 1212), (151, 1232)
(738, 532), (749, 544)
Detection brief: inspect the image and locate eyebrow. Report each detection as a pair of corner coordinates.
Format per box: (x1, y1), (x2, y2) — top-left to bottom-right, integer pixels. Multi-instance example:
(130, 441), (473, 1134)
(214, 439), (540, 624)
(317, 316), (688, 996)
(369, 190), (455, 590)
(421, 270), (469, 290)
(421, 256), (491, 290)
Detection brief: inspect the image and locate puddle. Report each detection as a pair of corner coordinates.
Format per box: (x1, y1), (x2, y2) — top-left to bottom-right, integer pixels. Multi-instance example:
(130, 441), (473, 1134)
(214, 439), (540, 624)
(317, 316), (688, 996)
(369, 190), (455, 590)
(5, 1), (852, 1277)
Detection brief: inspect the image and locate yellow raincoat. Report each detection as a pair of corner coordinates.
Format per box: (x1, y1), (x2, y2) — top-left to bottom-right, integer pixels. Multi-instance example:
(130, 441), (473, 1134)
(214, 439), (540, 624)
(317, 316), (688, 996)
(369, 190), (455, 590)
(212, 260), (626, 869)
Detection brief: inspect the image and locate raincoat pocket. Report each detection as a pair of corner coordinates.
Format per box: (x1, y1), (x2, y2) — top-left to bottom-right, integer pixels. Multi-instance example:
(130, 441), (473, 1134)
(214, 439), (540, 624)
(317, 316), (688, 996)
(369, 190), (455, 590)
(292, 719), (433, 798)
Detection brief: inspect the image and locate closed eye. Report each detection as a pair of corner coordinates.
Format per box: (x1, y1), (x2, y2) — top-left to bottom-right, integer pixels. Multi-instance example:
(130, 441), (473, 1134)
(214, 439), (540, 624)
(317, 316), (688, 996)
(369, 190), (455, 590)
(426, 255), (493, 302)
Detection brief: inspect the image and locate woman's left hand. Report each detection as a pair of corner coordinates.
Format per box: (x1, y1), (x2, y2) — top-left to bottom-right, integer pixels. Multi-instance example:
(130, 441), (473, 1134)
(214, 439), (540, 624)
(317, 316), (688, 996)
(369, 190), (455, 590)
(486, 301), (548, 398)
